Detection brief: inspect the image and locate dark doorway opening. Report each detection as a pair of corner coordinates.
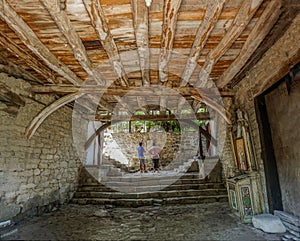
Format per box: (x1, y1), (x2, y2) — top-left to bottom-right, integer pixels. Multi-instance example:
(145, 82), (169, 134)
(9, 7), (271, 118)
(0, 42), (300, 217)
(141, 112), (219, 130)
(255, 61), (300, 214)
(255, 93), (283, 213)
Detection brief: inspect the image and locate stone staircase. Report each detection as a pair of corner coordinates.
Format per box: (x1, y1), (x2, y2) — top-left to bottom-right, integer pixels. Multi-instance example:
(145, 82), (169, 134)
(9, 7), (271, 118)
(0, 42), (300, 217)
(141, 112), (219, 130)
(70, 167), (228, 207)
(0, 220), (18, 239)
(275, 211), (300, 241)
(87, 155), (132, 179)
(166, 156), (218, 170)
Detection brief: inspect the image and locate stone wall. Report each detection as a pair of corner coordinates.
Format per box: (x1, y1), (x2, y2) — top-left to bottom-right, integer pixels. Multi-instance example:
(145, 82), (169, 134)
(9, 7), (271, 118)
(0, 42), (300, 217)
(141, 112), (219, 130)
(232, 13), (300, 213)
(111, 131), (201, 169)
(0, 73), (82, 222)
(265, 77), (300, 216)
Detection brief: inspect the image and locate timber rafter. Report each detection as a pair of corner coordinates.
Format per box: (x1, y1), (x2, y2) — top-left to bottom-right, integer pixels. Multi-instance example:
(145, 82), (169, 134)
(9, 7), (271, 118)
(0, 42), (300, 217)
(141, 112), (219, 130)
(83, 0), (129, 86)
(131, 0), (150, 86)
(195, 0), (263, 88)
(0, 0), (292, 138)
(84, 115), (215, 151)
(0, 0), (83, 86)
(180, 0), (225, 86)
(159, 0), (182, 83)
(0, 31), (56, 84)
(91, 112), (210, 122)
(41, 0), (105, 85)
(25, 92), (85, 139)
(217, 0), (282, 88)
(30, 85), (234, 97)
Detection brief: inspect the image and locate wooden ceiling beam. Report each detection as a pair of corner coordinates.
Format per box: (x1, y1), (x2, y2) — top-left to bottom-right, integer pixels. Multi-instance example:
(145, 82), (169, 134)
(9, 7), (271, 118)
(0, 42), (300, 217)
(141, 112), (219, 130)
(0, 0), (82, 86)
(217, 0), (282, 88)
(131, 0), (150, 86)
(30, 85), (234, 97)
(85, 119), (216, 150)
(230, 6), (298, 87)
(159, 0), (182, 83)
(41, 0), (105, 86)
(25, 92), (85, 139)
(0, 56), (42, 84)
(195, 0), (263, 88)
(0, 32), (56, 84)
(84, 120), (216, 152)
(83, 0), (129, 86)
(192, 94), (231, 124)
(180, 0), (225, 87)
(252, 46), (300, 97)
(90, 112), (210, 122)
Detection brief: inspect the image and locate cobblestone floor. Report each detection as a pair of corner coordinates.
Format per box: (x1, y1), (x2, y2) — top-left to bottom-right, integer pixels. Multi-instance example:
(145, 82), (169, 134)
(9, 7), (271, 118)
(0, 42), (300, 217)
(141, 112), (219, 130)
(7, 202), (283, 241)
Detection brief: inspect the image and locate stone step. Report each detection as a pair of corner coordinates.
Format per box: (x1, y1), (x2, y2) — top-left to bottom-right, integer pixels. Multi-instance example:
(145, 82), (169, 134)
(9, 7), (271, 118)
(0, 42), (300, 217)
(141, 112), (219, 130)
(77, 174), (209, 187)
(0, 221), (18, 239)
(162, 182), (225, 190)
(74, 189), (228, 199)
(77, 182), (225, 193)
(78, 185), (117, 192)
(71, 195), (228, 207)
(274, 210), (300, 227)
(96, 180), (206, 189)
(102, 156), (129, 173)
(99, 172), (210, 183)
(107, 167), (123, 177)
(74, 169), (228, 207)
(166, 157), (219, 170)
(0, 220), (12, 229)
(281, 233), (300, 241)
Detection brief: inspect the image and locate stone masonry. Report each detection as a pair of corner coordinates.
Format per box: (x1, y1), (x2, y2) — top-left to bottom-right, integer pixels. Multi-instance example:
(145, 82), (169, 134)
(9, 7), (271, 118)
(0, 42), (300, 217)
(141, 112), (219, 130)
(232, 12), (300, 213)
(0, 73), (82, 222)
(111, 131), (204, 168)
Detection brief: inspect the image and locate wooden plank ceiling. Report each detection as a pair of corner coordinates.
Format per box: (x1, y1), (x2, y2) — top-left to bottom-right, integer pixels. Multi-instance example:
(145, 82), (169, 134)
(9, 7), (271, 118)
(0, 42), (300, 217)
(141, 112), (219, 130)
(0, 0), (297, 129)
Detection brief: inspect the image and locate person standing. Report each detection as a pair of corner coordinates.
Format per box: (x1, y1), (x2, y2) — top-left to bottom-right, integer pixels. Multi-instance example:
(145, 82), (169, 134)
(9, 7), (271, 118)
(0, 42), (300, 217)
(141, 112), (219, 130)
(137, 142), (147, 173)
(148, 141), (162, 172)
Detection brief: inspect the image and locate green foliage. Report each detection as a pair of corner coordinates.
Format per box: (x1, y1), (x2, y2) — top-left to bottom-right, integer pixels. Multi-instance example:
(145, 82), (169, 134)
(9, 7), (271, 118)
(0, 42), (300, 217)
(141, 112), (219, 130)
(135, 111), (145, 115)
(146, 120), (181, 132)
(193, 119), (205, 127)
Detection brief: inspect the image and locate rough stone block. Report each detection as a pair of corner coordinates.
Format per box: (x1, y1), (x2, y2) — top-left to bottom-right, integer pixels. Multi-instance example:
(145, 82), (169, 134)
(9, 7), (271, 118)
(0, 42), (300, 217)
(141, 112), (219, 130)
(252, 214), (286, 233)
(33, 169), (41, 176)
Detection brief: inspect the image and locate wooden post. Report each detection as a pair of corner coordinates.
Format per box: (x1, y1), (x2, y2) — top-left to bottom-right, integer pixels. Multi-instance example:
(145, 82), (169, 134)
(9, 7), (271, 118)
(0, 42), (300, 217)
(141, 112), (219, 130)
(241, 123), (253, 172)
(97, 133), (101, 165)
(129, 120), (132, 133)
(199, 126), (205, 160)
(229, 125), (239, 173)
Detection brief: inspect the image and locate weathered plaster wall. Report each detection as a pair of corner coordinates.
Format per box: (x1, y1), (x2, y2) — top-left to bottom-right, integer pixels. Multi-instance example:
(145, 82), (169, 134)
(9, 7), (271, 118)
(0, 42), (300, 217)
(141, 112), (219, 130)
(265, 78), (300, 216)
(232, 13), (300, 213)
(0, 73), (82, 222)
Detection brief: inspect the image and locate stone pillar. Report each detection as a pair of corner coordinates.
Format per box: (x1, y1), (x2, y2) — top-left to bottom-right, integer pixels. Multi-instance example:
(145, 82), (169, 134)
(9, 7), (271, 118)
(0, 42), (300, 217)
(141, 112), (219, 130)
(223, 96), (238, 177)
